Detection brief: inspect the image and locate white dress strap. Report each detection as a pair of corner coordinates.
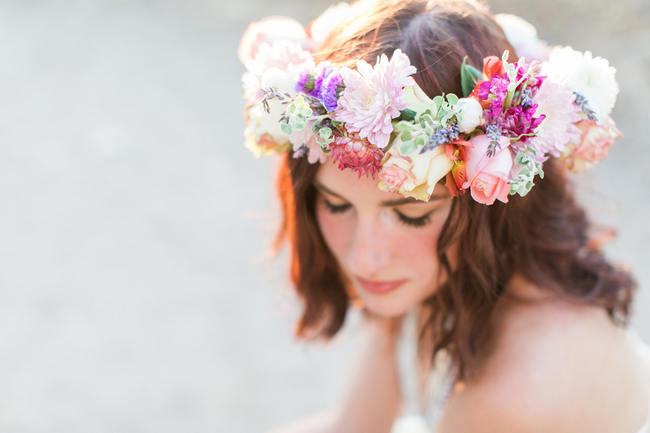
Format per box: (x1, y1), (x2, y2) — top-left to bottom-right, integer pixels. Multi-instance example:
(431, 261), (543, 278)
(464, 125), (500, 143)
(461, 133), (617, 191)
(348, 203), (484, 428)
(391, 309), (456, 433)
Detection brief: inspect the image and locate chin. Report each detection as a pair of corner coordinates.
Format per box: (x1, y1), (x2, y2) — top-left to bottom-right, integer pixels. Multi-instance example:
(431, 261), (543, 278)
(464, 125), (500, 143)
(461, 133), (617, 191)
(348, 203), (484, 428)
(358, 291), (420, 318)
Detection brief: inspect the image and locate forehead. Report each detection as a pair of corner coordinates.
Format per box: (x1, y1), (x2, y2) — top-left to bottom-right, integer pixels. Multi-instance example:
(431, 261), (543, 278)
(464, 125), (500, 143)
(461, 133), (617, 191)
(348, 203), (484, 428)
(314, 158), (449, 204)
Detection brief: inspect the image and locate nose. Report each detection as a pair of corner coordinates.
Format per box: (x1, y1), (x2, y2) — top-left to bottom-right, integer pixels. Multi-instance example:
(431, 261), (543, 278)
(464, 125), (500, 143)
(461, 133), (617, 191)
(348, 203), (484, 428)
(344, 215), (391, 278)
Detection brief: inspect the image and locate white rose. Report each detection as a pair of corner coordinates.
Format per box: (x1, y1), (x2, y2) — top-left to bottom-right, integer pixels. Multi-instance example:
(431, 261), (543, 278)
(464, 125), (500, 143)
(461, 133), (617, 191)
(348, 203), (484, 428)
(260, 67), (299, 94)
(246, 102), (288, 144)
(410, 146), (453, 196)
(402, 83), (436, 116)
(455, 97), (483, 133)
(382, 145), (453, 201)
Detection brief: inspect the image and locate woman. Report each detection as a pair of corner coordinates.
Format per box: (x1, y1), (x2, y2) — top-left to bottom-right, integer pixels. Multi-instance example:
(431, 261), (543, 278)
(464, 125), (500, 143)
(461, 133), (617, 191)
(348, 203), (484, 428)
(238, 0), (650, 432)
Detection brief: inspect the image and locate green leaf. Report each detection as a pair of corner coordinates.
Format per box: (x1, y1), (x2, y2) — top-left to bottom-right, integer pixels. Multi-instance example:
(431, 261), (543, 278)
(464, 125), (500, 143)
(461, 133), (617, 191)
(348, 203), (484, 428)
(460, 56), (483, 97)
(446, 93), (459, 106)
(432, 95), (443, 111)
(280, 123), (292, 135)
(400, 108), (417, 121)
(319, 127), (332, 138)
(400, 141), (416, 155)
(415, 136), (425, 147)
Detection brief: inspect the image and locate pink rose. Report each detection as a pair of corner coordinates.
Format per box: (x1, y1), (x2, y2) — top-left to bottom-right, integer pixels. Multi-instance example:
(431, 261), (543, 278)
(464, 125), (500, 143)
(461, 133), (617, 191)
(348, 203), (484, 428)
(462, 135), (513, 205)
(562, 118), (621, 173)
(378, 154), (415, 191)
(238, 16), (311, 67)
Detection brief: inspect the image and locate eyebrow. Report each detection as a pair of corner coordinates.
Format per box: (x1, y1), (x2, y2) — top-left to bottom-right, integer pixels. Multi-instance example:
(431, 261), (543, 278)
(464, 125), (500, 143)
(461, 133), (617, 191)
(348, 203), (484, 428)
(314, 181), (448, 206)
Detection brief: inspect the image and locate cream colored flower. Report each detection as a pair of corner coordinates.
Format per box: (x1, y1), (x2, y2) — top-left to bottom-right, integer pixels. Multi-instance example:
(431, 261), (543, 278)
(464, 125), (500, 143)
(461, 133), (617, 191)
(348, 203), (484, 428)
(455, 97), (483, 133)
(542, 46), (618, 120)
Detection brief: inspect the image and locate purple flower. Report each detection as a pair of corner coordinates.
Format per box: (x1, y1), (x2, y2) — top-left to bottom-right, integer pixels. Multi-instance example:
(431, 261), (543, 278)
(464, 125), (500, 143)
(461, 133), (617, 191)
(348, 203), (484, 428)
(320, 73), (343, 111)
(296, 71), (315, 93)
(312, 63), (335, 98)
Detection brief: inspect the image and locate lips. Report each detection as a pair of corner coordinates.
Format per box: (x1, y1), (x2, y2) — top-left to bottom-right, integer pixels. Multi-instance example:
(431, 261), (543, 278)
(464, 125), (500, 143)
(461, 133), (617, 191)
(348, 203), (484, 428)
(355, 275), (408, 295)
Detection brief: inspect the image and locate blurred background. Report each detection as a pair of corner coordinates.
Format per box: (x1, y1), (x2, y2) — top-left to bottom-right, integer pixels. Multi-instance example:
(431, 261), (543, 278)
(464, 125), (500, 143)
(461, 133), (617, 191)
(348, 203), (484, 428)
(0, 0), (647, 431)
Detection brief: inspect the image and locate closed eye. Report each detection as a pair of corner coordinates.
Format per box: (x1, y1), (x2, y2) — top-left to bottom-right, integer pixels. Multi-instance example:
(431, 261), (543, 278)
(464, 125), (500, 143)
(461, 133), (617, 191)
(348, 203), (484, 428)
(393, 209), (434, 228)
(322, 198), (352, 214)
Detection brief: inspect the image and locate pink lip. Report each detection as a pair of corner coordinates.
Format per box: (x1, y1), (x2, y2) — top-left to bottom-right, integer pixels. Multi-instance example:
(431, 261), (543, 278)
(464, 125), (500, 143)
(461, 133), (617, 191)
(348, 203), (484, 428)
(355, 276), (408, 295)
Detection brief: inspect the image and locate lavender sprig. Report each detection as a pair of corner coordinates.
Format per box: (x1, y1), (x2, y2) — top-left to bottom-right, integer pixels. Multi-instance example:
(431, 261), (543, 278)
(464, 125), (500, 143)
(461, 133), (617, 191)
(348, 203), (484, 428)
(260, 87), (292, 114)
(485, 123), (502, 157)
(573, 92), (598, 122)
(419, 123), (460, 154)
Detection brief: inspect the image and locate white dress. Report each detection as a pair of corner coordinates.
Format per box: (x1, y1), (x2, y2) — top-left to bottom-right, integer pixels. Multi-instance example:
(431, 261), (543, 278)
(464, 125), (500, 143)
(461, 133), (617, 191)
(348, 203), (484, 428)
(390, 311), (650, 433)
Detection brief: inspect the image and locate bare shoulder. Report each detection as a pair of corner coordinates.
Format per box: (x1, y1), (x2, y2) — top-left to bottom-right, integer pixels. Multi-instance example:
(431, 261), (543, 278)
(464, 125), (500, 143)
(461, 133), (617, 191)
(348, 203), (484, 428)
(435, 301), (649, 433)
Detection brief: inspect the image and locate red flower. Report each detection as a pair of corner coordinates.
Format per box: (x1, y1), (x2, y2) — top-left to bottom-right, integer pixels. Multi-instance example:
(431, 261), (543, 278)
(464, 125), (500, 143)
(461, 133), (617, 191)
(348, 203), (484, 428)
(482, 56), (505, 80)
(329, 136), (384, 178)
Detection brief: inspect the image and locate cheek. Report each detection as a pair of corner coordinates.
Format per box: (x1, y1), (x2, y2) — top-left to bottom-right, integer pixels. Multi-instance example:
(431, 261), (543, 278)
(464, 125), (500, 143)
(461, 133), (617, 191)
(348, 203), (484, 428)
(391, 223), (442, 276)
(315, 207), (352, 259)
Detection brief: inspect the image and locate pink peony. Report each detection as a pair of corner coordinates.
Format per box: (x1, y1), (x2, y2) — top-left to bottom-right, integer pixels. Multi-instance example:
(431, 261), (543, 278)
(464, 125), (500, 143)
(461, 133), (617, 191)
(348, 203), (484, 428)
(238, 16), (311, 68)
(562, 117), (621, 173)
(334, 49), (416, 148)
(329, 136), (384, 178)
(242, 41), (315, 101)
(530, 79), (582, 159)
(462, 135), (513, 205)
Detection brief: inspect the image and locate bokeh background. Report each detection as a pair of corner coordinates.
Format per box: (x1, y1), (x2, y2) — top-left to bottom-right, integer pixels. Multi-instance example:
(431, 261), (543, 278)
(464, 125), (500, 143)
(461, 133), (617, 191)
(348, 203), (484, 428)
(0, 0), (648, 431)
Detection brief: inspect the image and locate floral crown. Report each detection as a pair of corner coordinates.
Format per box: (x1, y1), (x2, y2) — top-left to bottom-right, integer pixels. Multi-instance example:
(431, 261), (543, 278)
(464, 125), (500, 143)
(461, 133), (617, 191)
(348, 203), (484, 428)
(238, 6), (621, 205)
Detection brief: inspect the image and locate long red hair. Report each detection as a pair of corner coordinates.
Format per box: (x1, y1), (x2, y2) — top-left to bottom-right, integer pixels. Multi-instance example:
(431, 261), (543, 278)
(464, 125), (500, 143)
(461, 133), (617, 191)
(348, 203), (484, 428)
(273, 0), (636, 381)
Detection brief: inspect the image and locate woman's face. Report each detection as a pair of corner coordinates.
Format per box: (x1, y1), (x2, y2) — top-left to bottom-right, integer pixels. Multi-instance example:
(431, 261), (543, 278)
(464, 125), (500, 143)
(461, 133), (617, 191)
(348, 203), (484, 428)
(314, 159), (455, 317)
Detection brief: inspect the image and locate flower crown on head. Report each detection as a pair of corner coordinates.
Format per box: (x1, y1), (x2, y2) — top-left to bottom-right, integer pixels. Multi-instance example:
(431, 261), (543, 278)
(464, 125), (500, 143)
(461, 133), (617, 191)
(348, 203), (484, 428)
(239, 6), (621, 205)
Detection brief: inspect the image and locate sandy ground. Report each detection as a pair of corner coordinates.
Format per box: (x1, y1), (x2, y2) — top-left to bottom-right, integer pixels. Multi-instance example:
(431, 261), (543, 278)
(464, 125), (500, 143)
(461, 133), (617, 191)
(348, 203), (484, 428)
(0, 0), (647, 431)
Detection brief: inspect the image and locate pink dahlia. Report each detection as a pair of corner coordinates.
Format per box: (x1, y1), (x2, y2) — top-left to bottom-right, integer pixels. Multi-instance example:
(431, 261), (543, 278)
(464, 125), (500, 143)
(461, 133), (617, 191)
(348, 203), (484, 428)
(529, 79), (582, 158)
(334, 49), (416, 148)
(329, 136), (384, 178)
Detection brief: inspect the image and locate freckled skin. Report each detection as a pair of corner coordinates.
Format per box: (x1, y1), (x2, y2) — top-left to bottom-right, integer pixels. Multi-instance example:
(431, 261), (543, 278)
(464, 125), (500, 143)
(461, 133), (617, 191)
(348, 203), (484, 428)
(314, 159), (455, 317)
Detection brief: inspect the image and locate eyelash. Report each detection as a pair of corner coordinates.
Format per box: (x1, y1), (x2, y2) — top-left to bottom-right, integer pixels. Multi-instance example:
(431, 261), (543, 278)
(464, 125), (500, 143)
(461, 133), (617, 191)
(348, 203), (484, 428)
(394, 210), (432, 228)
(322, 199), (351, 214)
(322, 199), (433, 228)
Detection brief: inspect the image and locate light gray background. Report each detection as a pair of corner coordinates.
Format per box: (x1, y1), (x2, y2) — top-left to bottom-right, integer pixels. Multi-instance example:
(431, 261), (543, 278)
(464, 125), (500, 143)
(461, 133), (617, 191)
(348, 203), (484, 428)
(0, 0), (648, 432)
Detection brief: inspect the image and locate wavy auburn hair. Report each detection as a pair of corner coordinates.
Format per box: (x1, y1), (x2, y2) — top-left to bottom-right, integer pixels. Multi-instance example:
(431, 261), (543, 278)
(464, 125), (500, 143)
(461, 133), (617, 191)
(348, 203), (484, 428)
(273, 0), (637, 381)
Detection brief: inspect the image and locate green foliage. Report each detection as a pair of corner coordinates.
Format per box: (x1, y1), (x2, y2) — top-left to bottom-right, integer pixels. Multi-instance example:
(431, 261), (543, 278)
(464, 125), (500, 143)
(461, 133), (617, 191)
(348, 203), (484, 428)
(315, 126), (335, 147)
(460, 56), (483, 97)
(400, 108), (417, 122)
(394, 92), (463, 155)
(281, 95), (314, 135)
(509, 146), (545, 197)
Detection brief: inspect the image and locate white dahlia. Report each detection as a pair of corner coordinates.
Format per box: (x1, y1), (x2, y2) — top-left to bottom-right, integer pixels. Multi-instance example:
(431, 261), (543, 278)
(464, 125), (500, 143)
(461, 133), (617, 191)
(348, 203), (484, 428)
(541, 46), (619, 120)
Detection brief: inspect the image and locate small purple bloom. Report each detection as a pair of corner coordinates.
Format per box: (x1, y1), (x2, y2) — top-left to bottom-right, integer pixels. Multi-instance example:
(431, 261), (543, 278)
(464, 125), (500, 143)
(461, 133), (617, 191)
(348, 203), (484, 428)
(320, 73), (343, 111)
(312, 63), (335, 98)
(296, 71), (315, 93)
